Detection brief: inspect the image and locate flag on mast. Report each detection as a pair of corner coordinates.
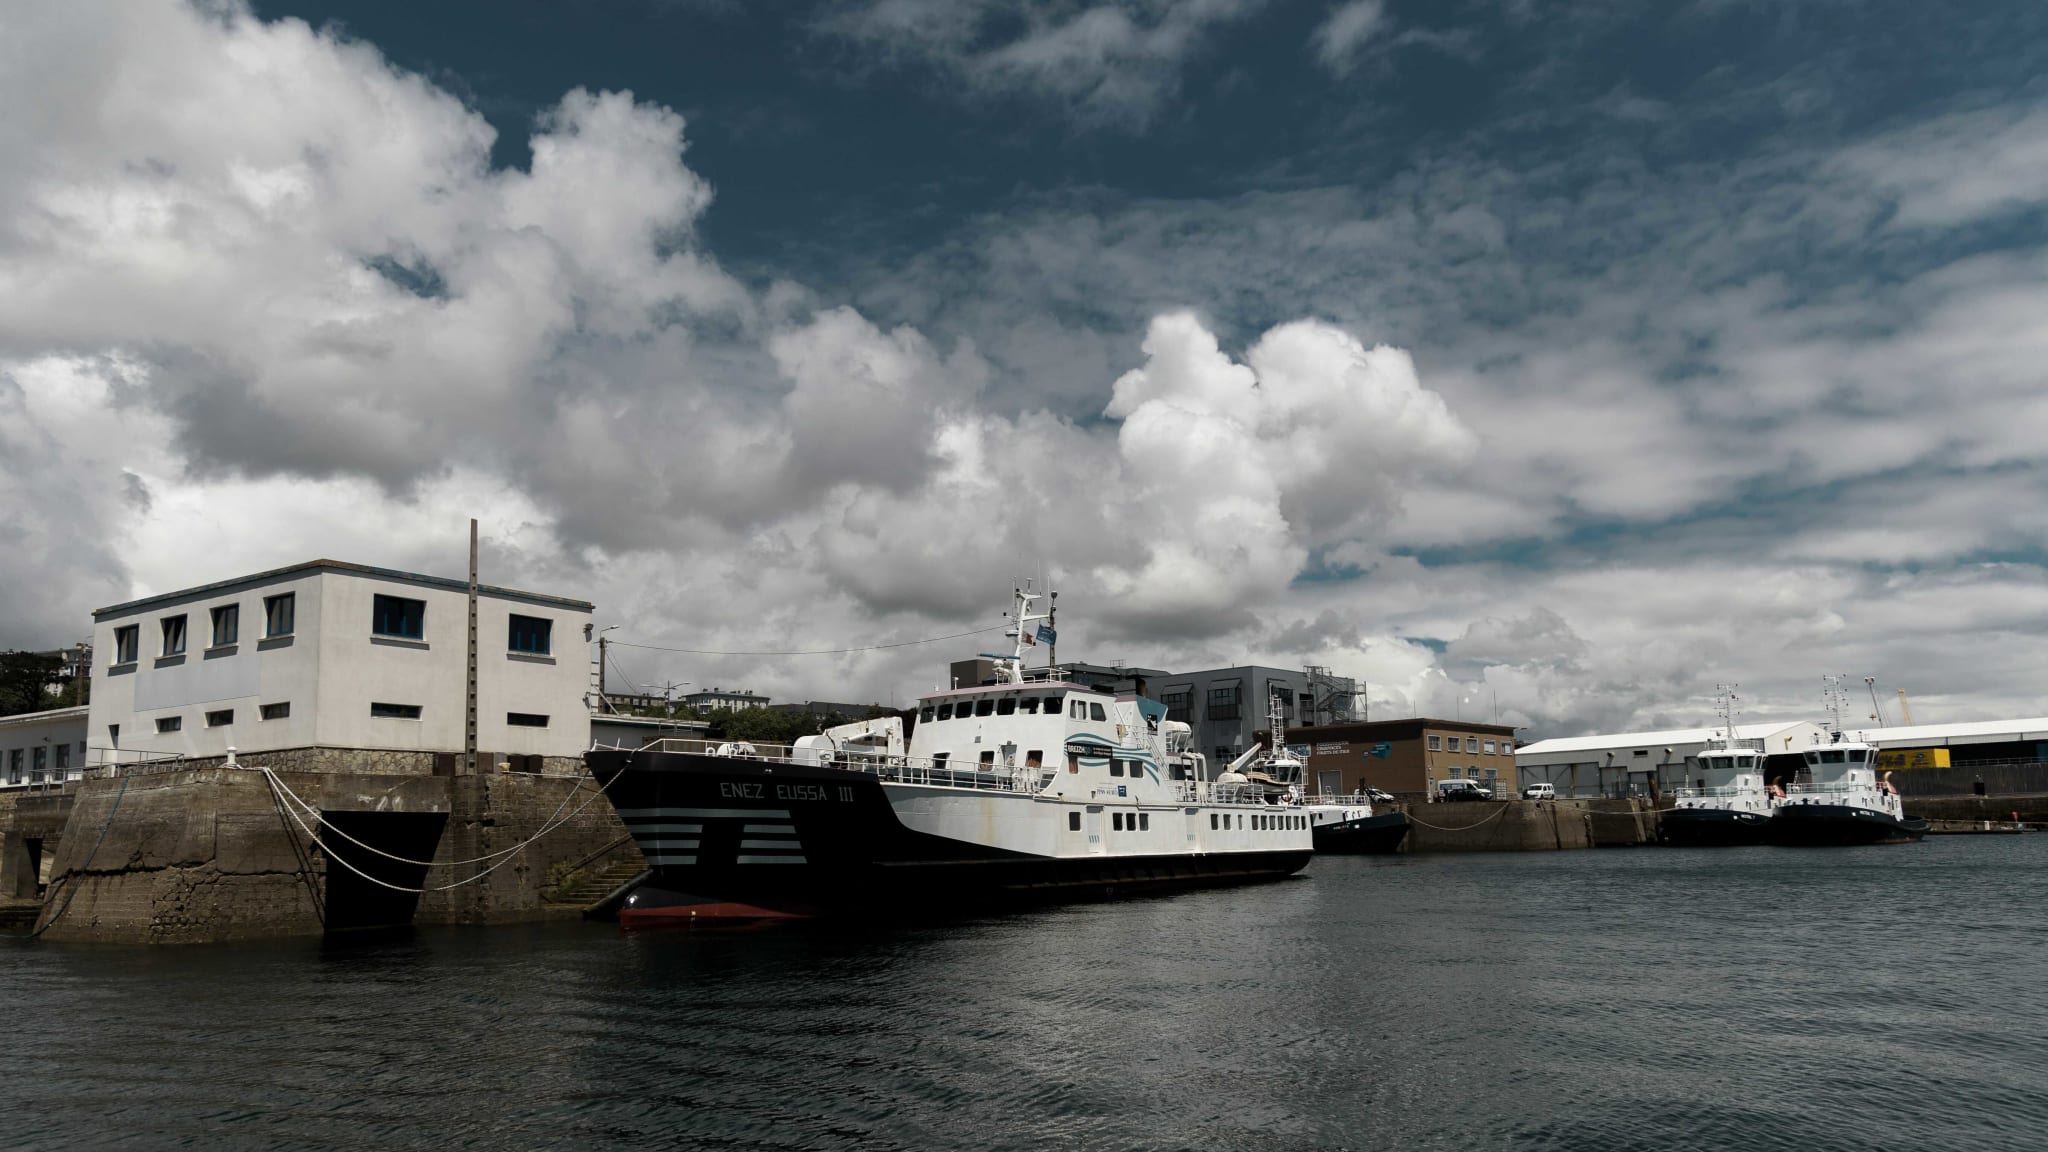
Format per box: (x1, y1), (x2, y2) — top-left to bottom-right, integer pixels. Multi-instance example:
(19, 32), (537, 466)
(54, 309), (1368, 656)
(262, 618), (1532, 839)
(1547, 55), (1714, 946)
(1022, 629), (1036, 647)
(1037, 624), (1056, 646)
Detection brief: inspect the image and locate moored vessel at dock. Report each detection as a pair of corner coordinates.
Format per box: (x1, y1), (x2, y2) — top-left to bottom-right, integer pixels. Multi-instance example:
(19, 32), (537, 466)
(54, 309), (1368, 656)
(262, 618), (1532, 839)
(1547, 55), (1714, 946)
(1246, 686), (1409, 854)
(1660, 686), (1776, 847)
(1765, 677), (1927, 847)
(587, 586), (1313, 925)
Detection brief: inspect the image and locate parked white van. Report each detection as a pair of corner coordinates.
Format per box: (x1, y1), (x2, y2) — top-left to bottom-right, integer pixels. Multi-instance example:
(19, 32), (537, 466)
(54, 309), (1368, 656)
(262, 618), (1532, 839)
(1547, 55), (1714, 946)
(1522, 782), (1557, 801)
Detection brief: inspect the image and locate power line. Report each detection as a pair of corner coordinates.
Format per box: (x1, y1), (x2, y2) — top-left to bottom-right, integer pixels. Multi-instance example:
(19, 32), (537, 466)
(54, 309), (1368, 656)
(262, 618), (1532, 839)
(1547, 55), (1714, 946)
(610, 623), (1009, 658)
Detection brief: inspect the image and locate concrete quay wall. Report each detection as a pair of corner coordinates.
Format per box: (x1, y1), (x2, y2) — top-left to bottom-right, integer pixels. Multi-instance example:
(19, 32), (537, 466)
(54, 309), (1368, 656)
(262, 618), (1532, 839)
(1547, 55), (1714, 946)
(25, 763), (636, 944)
(1389, 799), (1658, 851)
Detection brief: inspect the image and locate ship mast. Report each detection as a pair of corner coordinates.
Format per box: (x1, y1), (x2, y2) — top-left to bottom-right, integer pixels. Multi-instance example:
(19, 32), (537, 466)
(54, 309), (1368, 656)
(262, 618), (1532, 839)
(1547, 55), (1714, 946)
(996, 581), (1055, 685)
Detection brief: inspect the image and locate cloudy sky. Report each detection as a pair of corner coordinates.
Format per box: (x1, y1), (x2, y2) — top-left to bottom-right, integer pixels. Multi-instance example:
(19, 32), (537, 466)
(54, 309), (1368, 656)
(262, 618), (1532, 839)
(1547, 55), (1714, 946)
(4, 0), (2046, 735)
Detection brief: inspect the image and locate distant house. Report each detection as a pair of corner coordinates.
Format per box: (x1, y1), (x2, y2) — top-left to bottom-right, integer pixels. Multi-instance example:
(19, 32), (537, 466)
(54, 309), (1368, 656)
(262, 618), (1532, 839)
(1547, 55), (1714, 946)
(681, 687), (771, 714)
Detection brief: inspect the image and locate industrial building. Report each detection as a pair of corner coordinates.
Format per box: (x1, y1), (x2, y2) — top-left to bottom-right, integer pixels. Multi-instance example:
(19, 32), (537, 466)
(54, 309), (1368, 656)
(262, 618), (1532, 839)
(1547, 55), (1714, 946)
(1155, 665), (1361, 771)
(1846, 717), (2048, 794)
(1514, 721), (1831, 798)
(1268, 718), (1521, 797)
(88, 560), (594, 773)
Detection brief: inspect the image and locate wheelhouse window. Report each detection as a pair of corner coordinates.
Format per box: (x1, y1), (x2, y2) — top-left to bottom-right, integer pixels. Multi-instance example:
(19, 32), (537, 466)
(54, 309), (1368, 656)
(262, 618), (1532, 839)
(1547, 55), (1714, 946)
(1020, 698), (1039, 715)
(372, 595), (426, 639)
(936, 702), (953, 720)
(264, 592), (295, 638)
(112, 625), (139, 665)
(1042, 696), (1062, 714)
(996, 697), (1017, 716)
(161, 614), (187, 657)
(975, 698), (994, 717)
(210, 604), (239, 647)
(1109, 759), (1124, 777)
(1070, 700), (1084, 719)
(1089, 702), (1107, 722)
(508, 614), (552, 655)
(919, 705), (935, 722)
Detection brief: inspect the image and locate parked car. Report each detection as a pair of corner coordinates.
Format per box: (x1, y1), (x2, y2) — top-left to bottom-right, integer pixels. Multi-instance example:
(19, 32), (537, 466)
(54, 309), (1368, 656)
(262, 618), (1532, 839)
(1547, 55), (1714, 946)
(1522, 783), (1557, 801)
(1366, 787), (1397, 803)
(1437, 779), (1494, 802)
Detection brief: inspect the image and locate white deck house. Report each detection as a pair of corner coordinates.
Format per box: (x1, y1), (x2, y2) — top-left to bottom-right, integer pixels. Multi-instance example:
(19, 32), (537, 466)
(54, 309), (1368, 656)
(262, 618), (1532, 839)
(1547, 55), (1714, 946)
(89, 561), (593, 771)
(0, 705), (89, 791)
(1515, 721), (1831, 798)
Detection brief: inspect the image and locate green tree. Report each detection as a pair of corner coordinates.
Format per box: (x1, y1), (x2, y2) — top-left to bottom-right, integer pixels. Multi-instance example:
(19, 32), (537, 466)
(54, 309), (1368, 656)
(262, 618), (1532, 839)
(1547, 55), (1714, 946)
(0, 650), (65, 717)
(702, 707), (855, 743)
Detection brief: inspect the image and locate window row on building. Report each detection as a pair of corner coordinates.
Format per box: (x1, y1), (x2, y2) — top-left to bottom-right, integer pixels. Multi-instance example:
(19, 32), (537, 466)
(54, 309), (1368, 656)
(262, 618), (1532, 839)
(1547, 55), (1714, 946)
(1428, 734), (1511, 756)
(4, 741), (86, 785)
(134, 705), (550, 734)
(110, 592), (556, 668)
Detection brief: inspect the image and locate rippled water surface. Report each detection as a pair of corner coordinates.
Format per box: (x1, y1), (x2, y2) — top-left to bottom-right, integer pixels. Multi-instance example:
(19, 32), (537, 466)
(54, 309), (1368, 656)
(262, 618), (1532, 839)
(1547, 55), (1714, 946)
(6, 838), (2046, 1151)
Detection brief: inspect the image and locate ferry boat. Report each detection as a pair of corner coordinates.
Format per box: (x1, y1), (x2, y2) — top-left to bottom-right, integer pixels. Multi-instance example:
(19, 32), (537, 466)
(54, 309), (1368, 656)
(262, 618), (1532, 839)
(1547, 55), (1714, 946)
(1660, 687), (1776, 847)
(1765, 678), (1928, 847)
(587, 587), (1313, 925)
(1241, 688), (1409, 855)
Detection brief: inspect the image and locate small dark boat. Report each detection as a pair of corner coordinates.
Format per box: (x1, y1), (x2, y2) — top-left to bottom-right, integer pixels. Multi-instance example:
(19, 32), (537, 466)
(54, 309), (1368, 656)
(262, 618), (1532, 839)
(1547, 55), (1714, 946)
(1307, 805), (1410, 854)
(1659, 806), (1771, 847)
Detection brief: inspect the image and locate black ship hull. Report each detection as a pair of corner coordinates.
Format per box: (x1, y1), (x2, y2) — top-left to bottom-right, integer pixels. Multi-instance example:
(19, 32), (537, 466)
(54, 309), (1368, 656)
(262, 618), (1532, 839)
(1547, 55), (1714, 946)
(587, 749), (1313, 924)
(1310, 811), (1410, 855)
(1765, 803), (1928, 846)
(1659, 807), (1772, 847)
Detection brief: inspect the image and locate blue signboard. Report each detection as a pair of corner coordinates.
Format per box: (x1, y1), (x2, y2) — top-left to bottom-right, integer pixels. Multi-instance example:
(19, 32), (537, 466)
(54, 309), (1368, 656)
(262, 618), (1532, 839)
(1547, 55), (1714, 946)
(1367, 742), (1393, 759)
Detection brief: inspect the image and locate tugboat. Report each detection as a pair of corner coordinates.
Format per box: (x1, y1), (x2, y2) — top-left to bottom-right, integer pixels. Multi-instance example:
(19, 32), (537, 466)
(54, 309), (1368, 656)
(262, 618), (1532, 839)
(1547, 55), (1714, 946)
(1660, 685), (1776, 847)
(1765, 676), (1928, 847)
(588, 585), (1314, 925)
(1248, 687), (1409, 855)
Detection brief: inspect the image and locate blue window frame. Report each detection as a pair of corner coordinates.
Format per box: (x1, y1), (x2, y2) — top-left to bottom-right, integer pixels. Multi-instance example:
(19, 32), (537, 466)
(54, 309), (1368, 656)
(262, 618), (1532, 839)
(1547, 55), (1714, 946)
(508, 614), (552, 655)
(372, 594), (425, 639)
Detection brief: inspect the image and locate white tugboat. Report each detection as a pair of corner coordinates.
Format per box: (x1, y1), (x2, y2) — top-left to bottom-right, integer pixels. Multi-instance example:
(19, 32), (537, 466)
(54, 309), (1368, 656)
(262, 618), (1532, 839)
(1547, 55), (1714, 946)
(1246, 687), (1409, 855)
(1660, 686), (1776, 847)
(1766, 676), (1928, 847)
(588, 585), (1314, 925)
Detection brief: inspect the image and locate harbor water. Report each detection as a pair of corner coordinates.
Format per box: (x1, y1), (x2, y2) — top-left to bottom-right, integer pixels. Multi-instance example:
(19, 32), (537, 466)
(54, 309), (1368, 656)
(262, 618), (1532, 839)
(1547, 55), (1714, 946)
(5, 838), (2045, 1151)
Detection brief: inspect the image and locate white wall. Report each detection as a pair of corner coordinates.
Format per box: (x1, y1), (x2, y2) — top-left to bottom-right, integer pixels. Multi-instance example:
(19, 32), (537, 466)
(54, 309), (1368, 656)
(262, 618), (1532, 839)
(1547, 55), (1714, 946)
(89, 564), (592, 763)
(0, 708), (89, 789)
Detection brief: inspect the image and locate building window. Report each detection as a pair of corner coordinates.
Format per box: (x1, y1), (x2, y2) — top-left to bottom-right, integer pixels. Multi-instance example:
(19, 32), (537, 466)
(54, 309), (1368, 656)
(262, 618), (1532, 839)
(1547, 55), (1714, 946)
(206, 709), (234, 728)
(1160, 689), (1193, 723)
(261, 702), (291, 721)
(508, 614), (552, 655)
(264, 593), (295, 638)
(370, 702), (423, 720)
(54, 744), (69, 772)
(1207, 684), (1242, 721)
(1484, 740), (1496, 755)
(6, 750), (20, 784)
(210, 603), (239, 648)
(1427, 734), (1441, 751)
(1272, 687), (1295, 717)
(113, 625), (139, 665)
(507, 713), (549, 728)
(1069, 811), (1081, 831)
(30, 747), (46, 783)
(1449, 766), (1463, 778)
(161, 615), (187, 657)
(156, 716), (182, 733)
(372, 595), (426, 640)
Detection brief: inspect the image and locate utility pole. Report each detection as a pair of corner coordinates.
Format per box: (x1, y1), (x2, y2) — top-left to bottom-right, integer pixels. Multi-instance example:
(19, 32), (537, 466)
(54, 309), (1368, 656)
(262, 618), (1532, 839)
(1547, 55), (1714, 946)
(465, 518), (479, 775)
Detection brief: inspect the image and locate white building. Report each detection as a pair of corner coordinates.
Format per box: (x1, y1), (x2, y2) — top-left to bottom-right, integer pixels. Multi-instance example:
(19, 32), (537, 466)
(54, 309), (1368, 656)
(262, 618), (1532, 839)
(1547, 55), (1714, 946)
(1516, 720), (1831, 798)
(0, 705), (89, 790)
(89, 561), (593, 771)
(682, 687), (771, 714)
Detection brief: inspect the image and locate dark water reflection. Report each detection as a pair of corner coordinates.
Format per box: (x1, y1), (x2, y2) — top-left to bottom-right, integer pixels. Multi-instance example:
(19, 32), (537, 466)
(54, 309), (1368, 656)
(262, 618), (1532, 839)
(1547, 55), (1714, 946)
(6, 838), (2045, 1151)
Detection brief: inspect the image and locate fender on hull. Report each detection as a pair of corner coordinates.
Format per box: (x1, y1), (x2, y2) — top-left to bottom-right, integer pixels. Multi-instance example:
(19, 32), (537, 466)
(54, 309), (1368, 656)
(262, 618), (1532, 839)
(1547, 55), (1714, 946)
(1765, 804), (1928, 846)
(1310, 812), (1410, 855)
(1659, 807), (1772, 848)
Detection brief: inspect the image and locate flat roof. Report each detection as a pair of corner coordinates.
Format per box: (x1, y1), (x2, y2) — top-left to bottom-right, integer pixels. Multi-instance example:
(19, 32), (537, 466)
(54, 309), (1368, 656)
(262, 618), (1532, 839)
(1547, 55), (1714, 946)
(1845, 717), (2048, 747)
(0, 704), (90, 729)
(94, 559), (594, 618)
(1517, 721), (1815, 758)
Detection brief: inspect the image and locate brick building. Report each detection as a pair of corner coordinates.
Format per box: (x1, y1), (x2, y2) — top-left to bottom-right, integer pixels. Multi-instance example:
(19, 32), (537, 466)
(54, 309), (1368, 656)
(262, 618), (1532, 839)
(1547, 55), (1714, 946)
(1260, 718), (1521, 797)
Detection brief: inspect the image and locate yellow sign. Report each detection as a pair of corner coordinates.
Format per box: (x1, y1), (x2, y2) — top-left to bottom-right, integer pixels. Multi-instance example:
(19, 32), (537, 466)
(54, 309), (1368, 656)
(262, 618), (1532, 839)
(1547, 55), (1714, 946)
(1876, 748), (1950, 770)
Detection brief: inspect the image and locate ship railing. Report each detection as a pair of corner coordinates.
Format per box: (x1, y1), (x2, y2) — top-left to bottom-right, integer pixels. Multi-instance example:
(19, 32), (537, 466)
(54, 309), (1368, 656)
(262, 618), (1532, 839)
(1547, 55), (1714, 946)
(1669, 785), (1761, 800)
